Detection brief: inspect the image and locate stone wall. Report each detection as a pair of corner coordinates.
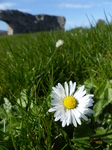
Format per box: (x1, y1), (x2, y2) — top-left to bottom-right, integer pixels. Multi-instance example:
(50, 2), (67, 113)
(0, 10), (66, 35)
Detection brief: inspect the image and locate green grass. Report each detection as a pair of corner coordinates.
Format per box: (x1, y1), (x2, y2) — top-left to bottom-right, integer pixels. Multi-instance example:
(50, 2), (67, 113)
(1, 23), (112, 149)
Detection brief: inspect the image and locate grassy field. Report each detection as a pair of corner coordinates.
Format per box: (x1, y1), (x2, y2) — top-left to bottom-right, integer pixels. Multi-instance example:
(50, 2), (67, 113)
(0, 22), (112, 149)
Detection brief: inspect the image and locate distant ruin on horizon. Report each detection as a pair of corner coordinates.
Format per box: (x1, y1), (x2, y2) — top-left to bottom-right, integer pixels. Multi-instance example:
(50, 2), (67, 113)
(0, 9), (66, 35)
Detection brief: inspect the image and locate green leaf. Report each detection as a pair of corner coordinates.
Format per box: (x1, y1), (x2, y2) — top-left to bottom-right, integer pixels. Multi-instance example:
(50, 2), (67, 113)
(94, 88), (112, 117)
(95, 127), (106, 135)
(94, 99), (107, 117)
(104, 88), (112, 102)
(101, 130), (112, 143)
(17, 89), (28, 107)
(94, 82), (108, 99)
(0, 105), (8, 119)
(84, 78), (97, 90)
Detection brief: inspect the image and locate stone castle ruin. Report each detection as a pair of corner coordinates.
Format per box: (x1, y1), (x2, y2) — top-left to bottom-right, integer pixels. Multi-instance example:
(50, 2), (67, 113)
(0, 10), (66, 35)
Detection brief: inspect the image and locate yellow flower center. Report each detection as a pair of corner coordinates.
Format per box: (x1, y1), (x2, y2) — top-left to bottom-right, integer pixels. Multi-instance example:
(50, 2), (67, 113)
(58, 41), (62, 46)
(63, 96), (77, 109)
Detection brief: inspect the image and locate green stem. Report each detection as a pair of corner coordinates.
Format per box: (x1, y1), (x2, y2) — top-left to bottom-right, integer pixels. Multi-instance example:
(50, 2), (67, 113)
(45, 48), (57, 67)
(91, 132), (112, 138)
(74, 132), (112, 141)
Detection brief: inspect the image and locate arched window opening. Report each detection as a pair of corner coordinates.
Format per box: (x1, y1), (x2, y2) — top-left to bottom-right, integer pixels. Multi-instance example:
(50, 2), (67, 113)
(0, 21), (8, 35)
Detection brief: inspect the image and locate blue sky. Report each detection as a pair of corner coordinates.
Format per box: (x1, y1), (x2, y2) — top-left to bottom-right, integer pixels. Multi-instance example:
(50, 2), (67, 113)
(0, 0), (112, 31)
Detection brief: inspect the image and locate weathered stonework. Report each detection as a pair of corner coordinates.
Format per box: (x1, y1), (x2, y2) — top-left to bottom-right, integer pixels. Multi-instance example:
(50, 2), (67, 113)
(0, 10), (66, 35)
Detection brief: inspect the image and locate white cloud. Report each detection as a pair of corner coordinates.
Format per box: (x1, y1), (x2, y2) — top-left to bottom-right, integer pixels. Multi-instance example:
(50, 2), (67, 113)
(0, 2), (16, 10)
(58, 2), (112, 9)
(59, 3), (92, 9)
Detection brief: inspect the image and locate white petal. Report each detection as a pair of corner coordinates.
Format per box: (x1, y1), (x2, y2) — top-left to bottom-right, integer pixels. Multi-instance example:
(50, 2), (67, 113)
(74, 85), (84, 99)
(78, 98), (94, 106)
(76, 108), (88, 121)
(54, 111), (60, 118)
(64, 82), (69, 96)
(66, 109), (71, 126)
(52, 83), (66, 100)
(51, 93), (61, 101)
(62, 119), (66, 127)
(80, 108), (94, 115)
(78, 102), (93, 108)
(72, 109), (81, 125)
(60, 112), (66, 122)
(51, 100), (62, 106)
(76, 90), (88, 100)
(79, 94), (94, 101)
(55, 116), (61, 121)
(57, 83), (66, 98)
(54, 108), (64, 118)
(69, 81), (76, 96)
(53, 107), (66, 122)
(83, 98), (94, 103)
(86, 108), (94, 115)
(48, 108), (57, 112)
(71, 110), (77, 127)
(52, 87), (62, 99)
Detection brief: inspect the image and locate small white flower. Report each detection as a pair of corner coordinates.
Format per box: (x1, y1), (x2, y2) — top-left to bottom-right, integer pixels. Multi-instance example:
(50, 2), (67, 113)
(3, 98), (12, 113)
(79, 29), (82, 33)
(48, 81), (94, 127)
(56, 39), (64, 48)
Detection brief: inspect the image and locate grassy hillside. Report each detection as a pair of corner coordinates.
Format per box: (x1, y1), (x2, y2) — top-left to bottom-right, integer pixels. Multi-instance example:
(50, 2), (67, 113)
(0, 24), (112, 149)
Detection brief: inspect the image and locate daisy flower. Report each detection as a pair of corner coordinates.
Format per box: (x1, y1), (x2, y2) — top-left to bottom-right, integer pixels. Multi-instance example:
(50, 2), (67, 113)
(48, 81), (94, 127)
(56, 39), (64, 48)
